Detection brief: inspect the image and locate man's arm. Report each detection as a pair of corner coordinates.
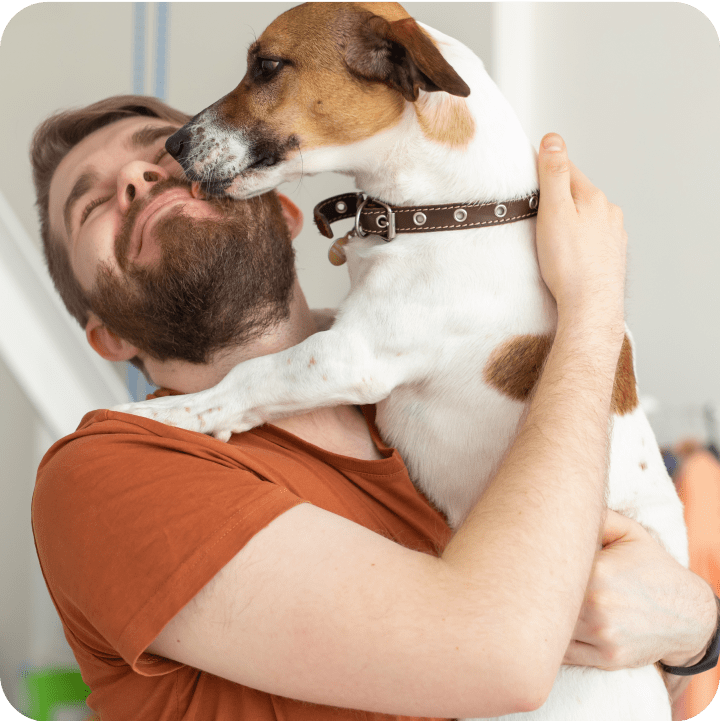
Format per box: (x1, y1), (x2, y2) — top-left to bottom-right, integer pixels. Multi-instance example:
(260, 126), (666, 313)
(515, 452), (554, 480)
(147, 134), (627, 718)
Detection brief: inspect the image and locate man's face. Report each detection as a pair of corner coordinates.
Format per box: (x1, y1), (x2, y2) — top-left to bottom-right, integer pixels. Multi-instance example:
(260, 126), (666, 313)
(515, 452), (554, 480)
(48, 116), (296, 364)
(49, 117), (205, 288)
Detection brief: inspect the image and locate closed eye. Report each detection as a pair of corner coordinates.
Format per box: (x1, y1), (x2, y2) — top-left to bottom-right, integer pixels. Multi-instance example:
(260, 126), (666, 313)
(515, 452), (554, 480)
(153, 146), (169, 165)
(80, 195), (112, 226)
(79, 143), (169, 227)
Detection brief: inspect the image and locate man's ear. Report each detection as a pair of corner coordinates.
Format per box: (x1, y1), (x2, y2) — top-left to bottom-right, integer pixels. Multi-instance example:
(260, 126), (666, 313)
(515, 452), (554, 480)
(276, 193), (304, 239)
(85, 314), (139, 362)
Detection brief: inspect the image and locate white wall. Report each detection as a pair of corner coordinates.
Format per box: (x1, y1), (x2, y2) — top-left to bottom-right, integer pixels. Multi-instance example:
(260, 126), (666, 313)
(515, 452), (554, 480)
(0, 356), (37, 711)
(522, 3), (720, 445)
(0, 0), (718, 713)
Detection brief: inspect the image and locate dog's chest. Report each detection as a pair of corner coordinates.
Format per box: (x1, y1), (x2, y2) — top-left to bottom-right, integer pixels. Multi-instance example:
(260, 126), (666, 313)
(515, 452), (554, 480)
(342, 219), (551, 338)
(341, 221), (556, 527)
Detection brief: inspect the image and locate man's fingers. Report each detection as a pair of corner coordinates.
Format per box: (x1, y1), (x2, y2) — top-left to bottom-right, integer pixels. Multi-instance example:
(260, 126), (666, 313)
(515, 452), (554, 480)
(537, 133), (573, 213)
(568, 161), (604, 208)
(563, 640), (602, 667)
(601, 509), (635, 548)
(538, 134), (605, 212)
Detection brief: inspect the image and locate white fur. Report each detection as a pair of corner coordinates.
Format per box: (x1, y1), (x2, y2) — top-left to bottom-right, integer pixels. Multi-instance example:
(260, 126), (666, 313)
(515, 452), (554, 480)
(182, 108), (256, 191)
(116, 21), (688, 720)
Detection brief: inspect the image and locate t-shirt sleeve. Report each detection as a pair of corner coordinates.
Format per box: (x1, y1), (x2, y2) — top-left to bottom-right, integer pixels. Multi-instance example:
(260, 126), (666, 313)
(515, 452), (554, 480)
(32, 411), (307, 676)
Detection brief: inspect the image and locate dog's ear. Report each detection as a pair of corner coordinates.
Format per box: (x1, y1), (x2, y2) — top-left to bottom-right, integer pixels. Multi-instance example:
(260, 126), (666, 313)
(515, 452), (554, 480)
(344, 15), (470, 102)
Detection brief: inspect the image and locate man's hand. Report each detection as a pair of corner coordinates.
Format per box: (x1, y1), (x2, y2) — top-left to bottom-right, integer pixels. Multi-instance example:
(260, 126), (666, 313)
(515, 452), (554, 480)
(565, 510), (717, 670)
(535, 133), (627, 334)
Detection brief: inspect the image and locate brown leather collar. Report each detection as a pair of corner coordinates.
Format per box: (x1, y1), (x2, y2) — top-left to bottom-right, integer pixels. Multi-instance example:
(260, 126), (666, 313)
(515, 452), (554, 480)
(313, 192), (539, 241)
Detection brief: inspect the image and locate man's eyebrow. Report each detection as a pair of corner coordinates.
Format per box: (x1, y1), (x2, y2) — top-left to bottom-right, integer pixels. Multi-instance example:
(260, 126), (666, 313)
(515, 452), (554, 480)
(63, 169), (98, 237)
(128, 124), (179, 150)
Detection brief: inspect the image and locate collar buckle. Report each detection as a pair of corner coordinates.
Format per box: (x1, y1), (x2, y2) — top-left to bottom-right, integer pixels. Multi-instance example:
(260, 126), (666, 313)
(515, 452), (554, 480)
(355, 194), (396, 241)
(371, 198), (396, 241)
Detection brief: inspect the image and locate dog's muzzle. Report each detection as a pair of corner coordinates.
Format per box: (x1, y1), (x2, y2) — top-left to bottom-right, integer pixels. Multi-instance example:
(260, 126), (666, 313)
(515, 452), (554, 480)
(165, 127), (233, 197)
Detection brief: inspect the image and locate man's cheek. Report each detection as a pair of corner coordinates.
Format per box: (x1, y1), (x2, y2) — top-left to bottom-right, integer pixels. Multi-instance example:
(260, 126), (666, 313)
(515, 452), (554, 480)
(74, 246), (104, 294)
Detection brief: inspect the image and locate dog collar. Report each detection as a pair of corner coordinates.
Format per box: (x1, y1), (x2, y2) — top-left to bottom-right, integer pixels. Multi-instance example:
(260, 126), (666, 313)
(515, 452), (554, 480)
(313, 191), (539, 242)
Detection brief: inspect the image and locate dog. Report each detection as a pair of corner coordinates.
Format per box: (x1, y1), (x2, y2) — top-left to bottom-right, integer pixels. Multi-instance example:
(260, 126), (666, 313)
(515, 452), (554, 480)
(115, 4), (689, 719)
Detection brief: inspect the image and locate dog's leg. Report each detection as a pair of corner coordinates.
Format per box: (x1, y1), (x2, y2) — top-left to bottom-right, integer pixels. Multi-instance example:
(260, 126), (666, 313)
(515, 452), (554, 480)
(113, 329), (404, 441)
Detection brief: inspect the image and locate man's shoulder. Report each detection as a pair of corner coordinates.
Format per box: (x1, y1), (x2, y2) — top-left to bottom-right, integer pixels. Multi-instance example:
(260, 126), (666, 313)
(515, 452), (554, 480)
(35, 409), (237, 492)
(50, 407), (221, 452)
(32, 409), (295, 545)
(35, 408), (321, 490)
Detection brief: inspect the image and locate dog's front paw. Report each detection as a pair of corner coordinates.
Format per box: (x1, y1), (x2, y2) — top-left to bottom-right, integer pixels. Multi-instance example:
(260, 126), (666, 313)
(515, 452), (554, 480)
(111, 393), (251, 442)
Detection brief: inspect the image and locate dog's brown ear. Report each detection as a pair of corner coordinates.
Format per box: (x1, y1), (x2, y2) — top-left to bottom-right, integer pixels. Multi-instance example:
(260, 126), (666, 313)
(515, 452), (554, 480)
(344, 15), (470, 102)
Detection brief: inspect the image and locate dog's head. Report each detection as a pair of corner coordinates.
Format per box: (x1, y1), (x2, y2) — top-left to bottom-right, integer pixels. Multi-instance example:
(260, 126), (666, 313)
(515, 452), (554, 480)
(166, 2), (470, 199)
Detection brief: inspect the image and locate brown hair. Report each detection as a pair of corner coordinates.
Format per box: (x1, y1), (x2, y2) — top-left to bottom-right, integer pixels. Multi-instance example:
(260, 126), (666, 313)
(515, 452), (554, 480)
(30, 95), (191, 328)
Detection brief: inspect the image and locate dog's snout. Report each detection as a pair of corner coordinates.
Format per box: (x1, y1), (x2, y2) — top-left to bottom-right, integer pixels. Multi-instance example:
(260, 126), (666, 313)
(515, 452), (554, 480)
(165, 126), (192, 163)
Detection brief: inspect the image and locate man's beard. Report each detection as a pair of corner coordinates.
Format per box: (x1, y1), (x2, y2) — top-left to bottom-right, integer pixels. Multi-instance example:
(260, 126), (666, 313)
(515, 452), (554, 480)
(89, 177), (296, 365)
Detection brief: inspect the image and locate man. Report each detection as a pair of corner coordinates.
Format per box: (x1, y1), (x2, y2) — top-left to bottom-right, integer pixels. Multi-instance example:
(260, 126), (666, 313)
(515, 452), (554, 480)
(31, 95), (718, 720)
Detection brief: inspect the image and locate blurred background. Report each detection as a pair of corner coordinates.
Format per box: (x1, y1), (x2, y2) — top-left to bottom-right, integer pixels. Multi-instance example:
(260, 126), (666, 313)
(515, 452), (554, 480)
(0, 2), (718, 719)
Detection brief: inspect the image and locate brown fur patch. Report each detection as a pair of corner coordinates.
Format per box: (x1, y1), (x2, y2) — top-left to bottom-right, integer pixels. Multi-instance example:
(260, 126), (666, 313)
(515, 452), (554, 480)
(483, 333), (640, 416)
(612, 334), (639, 415)
(355, 2), (412, 23)
(414, 95), (475, 147)
(483, 334), (554, 402)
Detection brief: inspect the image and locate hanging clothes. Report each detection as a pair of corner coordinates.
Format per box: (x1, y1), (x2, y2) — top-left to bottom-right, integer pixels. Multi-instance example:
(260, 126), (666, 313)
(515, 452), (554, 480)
(673, 445), (720, 720)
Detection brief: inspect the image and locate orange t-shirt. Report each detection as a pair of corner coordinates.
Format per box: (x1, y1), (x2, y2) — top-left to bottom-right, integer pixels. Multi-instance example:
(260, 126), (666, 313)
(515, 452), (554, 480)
(32, 405), (452, 721)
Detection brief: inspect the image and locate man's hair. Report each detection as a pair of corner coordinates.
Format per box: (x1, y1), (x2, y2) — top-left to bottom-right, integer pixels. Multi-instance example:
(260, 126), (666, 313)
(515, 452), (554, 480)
(30, 95), (191, 329)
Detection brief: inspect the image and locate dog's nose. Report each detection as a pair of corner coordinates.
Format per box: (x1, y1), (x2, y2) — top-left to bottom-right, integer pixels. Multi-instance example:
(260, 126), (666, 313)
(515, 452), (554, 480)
(165, 126), (192, 163)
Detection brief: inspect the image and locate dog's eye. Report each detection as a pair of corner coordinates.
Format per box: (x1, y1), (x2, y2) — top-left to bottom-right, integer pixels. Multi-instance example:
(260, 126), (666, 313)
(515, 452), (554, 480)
(259, 58), (282, 77)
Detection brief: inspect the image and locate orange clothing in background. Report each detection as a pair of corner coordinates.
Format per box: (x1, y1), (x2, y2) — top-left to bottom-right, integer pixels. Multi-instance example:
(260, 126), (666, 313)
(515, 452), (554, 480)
(32, 405), (452, 721)
(674, 449), (720, 719)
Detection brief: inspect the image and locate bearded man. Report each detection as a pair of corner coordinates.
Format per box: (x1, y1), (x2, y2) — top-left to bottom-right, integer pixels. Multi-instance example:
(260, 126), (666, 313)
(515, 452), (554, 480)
(30, 95), (718, 721)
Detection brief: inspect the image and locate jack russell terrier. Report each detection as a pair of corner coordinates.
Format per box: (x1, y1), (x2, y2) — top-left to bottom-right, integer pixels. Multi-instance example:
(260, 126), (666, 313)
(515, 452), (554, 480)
(115, 3), (688, 719)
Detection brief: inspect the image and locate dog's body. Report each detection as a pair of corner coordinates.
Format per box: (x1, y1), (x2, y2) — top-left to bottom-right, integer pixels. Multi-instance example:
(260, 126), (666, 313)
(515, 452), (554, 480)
(117, 4), (688, 718)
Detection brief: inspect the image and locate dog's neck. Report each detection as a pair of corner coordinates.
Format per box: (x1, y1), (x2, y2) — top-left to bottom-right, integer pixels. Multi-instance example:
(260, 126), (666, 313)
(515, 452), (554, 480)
(345, 25), (538, 207)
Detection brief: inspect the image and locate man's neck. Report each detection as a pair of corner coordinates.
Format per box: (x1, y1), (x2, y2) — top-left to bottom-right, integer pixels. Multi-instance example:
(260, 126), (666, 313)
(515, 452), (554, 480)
(144, 279), (317, 394)
(271, 406), (384, 461)
(140, 280), (384, 461)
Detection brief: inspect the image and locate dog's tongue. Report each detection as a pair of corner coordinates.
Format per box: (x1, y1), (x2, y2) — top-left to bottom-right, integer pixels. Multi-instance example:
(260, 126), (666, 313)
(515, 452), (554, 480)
(190, 181), (204, 199)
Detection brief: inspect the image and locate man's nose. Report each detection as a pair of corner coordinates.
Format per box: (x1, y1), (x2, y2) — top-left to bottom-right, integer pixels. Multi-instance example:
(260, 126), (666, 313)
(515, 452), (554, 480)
(116, 161), (171, 214)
